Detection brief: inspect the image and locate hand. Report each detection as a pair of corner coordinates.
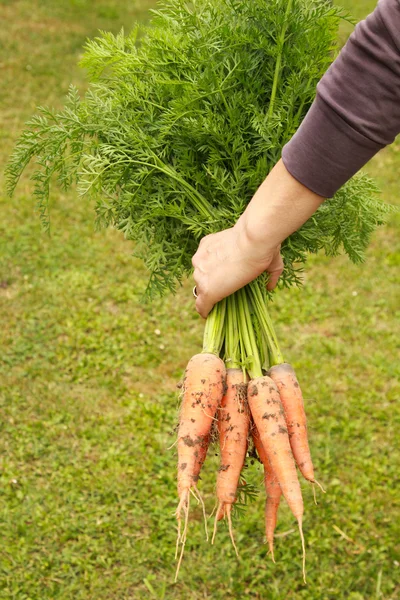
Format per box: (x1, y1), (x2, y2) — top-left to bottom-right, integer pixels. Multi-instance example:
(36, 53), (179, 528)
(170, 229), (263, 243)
(192, 224), (283, 318)
(191, 160), (324, 319)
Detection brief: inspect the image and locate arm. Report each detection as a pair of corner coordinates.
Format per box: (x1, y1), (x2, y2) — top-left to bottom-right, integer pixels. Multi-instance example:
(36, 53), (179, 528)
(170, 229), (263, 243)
(193, 0), (400, 318)
(282, 0), (400, 197)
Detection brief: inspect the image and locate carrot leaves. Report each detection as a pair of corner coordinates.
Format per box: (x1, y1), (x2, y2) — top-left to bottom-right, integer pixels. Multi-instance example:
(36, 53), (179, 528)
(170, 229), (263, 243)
(6, 0), (390, 296)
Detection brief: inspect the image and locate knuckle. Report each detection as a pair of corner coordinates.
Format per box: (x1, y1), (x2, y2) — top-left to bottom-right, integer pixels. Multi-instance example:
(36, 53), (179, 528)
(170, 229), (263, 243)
(193, 272), (204, 290)
(201, 233), (214, 246)
(199, 236), (207, 247)
(192, 253), (199, 268)
(200, 281), (209, 298)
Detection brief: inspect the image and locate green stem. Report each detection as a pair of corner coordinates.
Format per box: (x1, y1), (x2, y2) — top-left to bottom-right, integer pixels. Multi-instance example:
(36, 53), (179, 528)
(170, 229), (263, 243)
(237, 288), (263, 379)
(267, 0), (293, 118)
(202, 298), (226, 356)
(105, 149), (217, 221)
(248, 280), (284, 366)
(225, 293), (241, 369)
(156, 157), (216, 221)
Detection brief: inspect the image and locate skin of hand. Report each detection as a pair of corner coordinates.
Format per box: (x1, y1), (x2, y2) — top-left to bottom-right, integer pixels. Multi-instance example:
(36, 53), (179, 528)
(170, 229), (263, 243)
(192, 159), (325, 318)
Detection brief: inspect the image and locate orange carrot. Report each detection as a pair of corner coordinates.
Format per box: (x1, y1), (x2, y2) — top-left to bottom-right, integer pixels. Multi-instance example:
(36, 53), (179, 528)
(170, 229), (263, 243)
(248, 376), (306, 582)
(175, 352), (226, 579)
(212, 368), (249, 554)
(252, 427), (282, 562)
(268, 363), (316, 484)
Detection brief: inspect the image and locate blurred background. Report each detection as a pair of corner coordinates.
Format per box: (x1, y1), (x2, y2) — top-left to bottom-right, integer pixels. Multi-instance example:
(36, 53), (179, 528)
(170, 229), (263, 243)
(0, 1), (399, 598)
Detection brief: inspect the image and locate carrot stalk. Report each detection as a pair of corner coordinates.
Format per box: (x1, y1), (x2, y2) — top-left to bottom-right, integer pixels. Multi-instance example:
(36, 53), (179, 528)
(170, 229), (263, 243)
(248, 279), (284, 366)
(236, 288), (263, 379)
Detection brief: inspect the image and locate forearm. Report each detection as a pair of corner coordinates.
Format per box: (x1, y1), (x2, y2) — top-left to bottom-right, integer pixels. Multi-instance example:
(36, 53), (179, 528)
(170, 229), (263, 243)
(236, 160), (324, 251)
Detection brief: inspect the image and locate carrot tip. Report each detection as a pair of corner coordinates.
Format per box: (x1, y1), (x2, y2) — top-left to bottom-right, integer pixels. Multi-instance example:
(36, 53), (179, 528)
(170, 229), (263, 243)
(312, 483), (318, 506)
(267, 540), (276, 563)
(227, 506), (239, 558)
(269, 550), (276, 564)
(297, 516), (306, 585)
(313, 479), (326, 494)
(211, 502), (222, 545)
(175, 492), (190, 582)
(193, 485), (208, 541)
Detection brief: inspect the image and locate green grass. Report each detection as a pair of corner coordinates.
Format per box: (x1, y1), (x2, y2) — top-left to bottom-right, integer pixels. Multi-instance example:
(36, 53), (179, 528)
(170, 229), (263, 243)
(0, 0), (399, 598)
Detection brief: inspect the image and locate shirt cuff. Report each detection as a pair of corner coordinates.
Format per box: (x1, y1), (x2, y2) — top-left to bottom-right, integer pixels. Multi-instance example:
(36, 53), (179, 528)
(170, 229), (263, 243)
(281, 94), (385, 198)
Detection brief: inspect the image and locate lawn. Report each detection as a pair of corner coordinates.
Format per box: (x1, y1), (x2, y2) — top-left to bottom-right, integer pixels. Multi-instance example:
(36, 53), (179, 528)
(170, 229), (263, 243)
(0, 0), (399, 598)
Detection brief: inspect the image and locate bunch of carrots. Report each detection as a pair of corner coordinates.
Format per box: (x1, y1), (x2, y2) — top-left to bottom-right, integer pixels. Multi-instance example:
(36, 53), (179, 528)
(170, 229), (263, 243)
(175, 279), (324, 581)
(5, 0), (386, 584)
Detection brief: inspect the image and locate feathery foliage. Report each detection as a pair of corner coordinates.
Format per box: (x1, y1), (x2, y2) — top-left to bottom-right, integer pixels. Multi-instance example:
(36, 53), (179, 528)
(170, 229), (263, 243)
(6, 0), (390, 297)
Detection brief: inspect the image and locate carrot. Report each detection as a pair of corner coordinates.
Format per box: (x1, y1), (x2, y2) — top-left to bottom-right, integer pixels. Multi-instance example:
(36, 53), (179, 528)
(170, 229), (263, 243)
(252, 427), (282, 562)
(212, 368), (249, 554)
(175, 352), (226, 580)
(268, 363), (322, 494)
(248, 376), (306, 582)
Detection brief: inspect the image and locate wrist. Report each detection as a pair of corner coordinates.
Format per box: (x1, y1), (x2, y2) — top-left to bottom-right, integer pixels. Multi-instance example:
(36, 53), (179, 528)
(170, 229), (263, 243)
(234, 213), (278, 259)
(236, 159), (324, 251)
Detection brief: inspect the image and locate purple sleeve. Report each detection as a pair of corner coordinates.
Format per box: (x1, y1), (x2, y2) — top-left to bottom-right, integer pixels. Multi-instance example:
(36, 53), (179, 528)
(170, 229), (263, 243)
(282, 0), (400, 198)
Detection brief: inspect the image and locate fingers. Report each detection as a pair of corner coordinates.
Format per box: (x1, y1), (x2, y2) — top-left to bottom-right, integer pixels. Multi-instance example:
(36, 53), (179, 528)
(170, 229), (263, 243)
(193, 269), (214, 319)
(192, 239), (215, 318)
(195, 295), (214, 320)
(194, 285), (214, 320)
(266, 249), (284, 291)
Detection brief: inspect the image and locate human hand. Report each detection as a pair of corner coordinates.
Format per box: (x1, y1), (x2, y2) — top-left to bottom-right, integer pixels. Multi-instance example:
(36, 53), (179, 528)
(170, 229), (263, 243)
(191, 160), (324, 319)
(192, 224), (283, 318)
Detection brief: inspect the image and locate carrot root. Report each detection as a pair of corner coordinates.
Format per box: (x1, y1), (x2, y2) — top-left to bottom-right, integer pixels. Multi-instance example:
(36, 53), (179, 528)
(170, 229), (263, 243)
(209, 501), (218, 520)
(175, 492), (190, 582)
(175, 352), (226, 575)
(193, 485), (208, 541)
(267, 519), (276, 563)
(167, 438), (178, 450)
(268, 545), (276, 564)
(298, 516), (306, 584)
(213, 369), (248, 556)
(312, 483), (317, 506)
(226, 506), (239, 558)
(211, 502), (222, 545)
(268, 363), (315, 482)
(313, 479), (326, 494)
(175, 528), (180, 561)
(176, 489), (189, 546)
(212, 502), (239, 557)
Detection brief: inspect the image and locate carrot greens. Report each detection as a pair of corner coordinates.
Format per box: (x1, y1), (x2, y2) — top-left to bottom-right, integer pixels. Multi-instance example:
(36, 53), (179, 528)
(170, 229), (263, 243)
(6, 0), (390, 303)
